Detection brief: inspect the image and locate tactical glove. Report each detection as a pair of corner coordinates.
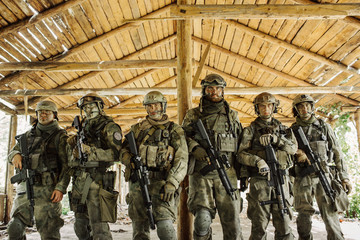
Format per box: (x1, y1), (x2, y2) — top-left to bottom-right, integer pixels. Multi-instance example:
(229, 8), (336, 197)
(161, 182), (176, 202)
(256, 159), (270, 176)
(67, 134), (77, 147)
(295, 149), (311, 165)
(81, 143), (92, 154)
(342, 179), (352, 195)
(259, 134), (278, 146)
(192, 146), (208, 161)
(121, 151), (132, 167)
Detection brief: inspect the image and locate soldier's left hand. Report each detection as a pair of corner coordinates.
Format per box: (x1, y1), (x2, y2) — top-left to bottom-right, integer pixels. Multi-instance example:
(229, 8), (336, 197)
(161, 182), (176, 202)
(259, 134), (277, 146)
(51, 190), (64, 203)
(342, 179), (352, 195)
(81, 143), (92, 154)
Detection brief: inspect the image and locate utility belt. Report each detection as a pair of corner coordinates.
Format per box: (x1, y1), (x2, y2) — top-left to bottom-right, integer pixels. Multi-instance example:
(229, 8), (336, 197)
(147, 168), (167, 180)
(33, 171), (57, 186)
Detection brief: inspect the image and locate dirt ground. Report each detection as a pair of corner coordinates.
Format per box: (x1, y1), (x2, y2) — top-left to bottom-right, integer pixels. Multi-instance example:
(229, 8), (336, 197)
(1, 202), (360, 239)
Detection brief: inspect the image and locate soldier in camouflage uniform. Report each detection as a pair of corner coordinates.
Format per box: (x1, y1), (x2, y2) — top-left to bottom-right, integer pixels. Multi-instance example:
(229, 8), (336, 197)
(120, 91), (188, 240)
(182, 74), (243, 240)
(291, 94), (352, 240)
(67, 93), (122, 240)
(237, 92), (297, 240)
(7, 100), (70, 240)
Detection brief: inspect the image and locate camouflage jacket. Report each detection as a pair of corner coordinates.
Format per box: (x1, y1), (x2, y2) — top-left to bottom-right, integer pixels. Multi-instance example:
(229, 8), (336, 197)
(69, 114), (122, 169)
(121, 115), (188, 189)
(291, 116), (349, 180)
(182, 99), (243, 175)
(8, 120), (70, 193)
(238, 117), (297, 177)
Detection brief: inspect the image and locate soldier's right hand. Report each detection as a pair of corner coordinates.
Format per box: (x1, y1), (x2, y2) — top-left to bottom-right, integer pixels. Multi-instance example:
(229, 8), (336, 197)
(12, 154), (22, 169)
(192, 146), (208, 161)
(67, 134), (77, 147)
(256, 159), (270, 176)
(296, 149), (311, 165)
(121, 151), (132, 167)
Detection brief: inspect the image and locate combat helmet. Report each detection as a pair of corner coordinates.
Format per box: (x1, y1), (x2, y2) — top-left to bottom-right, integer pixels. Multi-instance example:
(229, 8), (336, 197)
(77, 93), (104, 110)
(292, 94), (315, 117)
(253, 92), (280, 115)
(143, 91), (167, 113)
(35, 100), (58, 119)
(200, 74), (226, 95)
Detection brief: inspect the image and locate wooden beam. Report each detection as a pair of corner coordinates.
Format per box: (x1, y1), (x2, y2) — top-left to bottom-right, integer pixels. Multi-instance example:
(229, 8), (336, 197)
(221, 19), (360, 78)
(0, 60), (177, 72)
(177, 0), (193, 238)
(354, 109), (360, 152)
(193, 37), (359, 106)
(0, 5), (172, 89)
(0, 0), (86, 38)
(5, 86), (360, 98)
(170, 4), (360, 19)
(0, 101), (16, 115)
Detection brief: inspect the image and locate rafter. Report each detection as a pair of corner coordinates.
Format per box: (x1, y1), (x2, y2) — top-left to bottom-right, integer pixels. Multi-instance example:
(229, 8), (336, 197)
(0, 5), (172, 89)
(193, 37), (359, 106)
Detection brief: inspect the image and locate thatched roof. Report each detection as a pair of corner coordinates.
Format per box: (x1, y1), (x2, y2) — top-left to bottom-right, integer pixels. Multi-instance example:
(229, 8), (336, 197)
(1, 0), (360, 130)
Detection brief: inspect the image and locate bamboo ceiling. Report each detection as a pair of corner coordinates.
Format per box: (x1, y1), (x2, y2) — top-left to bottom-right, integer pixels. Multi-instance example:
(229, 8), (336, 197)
(1, 0), (360, 130)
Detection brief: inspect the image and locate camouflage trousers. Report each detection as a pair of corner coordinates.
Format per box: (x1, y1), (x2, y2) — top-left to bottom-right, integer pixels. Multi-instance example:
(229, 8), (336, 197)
(294, 175), (344, 240)
(246, 177), (294, 240)
(71, 179), (112, 240)
(126, 179), (178, 240)
(8, 183), (64, 240)
(188, 171), (243, 240)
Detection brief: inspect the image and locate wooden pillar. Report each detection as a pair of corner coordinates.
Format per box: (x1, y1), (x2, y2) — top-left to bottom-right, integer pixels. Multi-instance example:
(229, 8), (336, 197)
(177, 0), (193, 239)
(354, 109), (360, 152)
(5, 115), (17, 223)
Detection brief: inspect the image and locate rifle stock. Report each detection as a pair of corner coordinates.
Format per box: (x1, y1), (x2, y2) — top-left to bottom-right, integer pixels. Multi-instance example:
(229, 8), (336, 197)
(293, 126), (335, 203)
(196, 119), (236, 200)
(260, 144), (289, 218)
(10, 133), (35, 225)
(125, 131), (156, 230)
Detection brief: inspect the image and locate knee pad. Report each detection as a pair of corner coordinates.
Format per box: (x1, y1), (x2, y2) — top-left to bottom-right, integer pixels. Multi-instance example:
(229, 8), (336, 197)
(7, 217), (26, 240)
(194, 209), (212, 236)
(74, 217), (92, 240)
(156, 220), (176, 240)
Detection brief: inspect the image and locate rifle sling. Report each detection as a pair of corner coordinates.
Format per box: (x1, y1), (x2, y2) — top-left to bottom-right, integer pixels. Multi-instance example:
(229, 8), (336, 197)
(80, 175), (92, 204)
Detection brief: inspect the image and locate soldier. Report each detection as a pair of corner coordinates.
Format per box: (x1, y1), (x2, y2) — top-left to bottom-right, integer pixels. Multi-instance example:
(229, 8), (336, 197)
(237, 92), (297, 240)
(120, 91), (188, 240)
(67, 93), (122, 240)
(291, 94), (352, 240)
(7, 100), (70, 240)
(182, 74), (243, 240)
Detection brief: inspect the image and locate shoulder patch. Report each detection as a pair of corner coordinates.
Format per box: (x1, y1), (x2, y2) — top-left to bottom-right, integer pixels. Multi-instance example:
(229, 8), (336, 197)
(113, 131), (122, 145)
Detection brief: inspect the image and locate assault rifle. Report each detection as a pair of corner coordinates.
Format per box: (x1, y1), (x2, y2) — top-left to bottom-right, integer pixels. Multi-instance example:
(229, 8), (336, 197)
(260, 144), (289, 218)
(125, 131), (156, 230)
(10, 133), (36, 225)
(72, 116), (88, 166)
(293, 126), (335, 203)
(196, 119), (236, 200)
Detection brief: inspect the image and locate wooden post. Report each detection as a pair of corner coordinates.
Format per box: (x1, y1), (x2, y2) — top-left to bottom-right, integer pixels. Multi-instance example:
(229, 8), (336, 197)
(177, 0), (193, 239)
(5, 115), (17, 223)
(354, 109), (360, 152)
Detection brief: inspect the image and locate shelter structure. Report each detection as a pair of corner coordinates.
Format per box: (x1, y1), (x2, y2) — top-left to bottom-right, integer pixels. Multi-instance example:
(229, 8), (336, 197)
(1, 0), (360, 239)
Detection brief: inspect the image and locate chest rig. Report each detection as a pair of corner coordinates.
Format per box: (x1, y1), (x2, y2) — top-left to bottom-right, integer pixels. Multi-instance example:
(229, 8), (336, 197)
(196, 109), (239, 154)
(83, 116), (113, 149)
(27, 125), (65, 184)
(136, 121), (174, 172)
(250, 119), (286, 151)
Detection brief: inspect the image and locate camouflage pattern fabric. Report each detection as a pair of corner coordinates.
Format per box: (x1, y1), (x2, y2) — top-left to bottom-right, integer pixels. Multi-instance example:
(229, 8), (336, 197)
(237, 117), (297, 240)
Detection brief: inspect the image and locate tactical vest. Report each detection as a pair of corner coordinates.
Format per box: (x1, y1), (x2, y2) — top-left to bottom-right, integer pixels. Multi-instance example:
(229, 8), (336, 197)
(26, 125), (66, 182)
(249, 118), (292, 170)
(135, 121), (175, 173)
(294, 119), (331, 173)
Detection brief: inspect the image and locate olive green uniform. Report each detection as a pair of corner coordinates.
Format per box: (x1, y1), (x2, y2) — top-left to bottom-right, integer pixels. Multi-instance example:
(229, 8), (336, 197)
(291, 116), (349, 240)
(238, 117), (297, 240)
(7, 121), (70, 240)
(68, 115), (122, 240)
(121, 115), (188, 240)
(182, 98), (243, 240)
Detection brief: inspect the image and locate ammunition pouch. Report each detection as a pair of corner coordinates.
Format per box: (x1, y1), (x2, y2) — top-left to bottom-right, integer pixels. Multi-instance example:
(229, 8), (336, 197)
(99, 188), (118, 223)
(139, 144), (174, 169)
(216, 134), (238, 153)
